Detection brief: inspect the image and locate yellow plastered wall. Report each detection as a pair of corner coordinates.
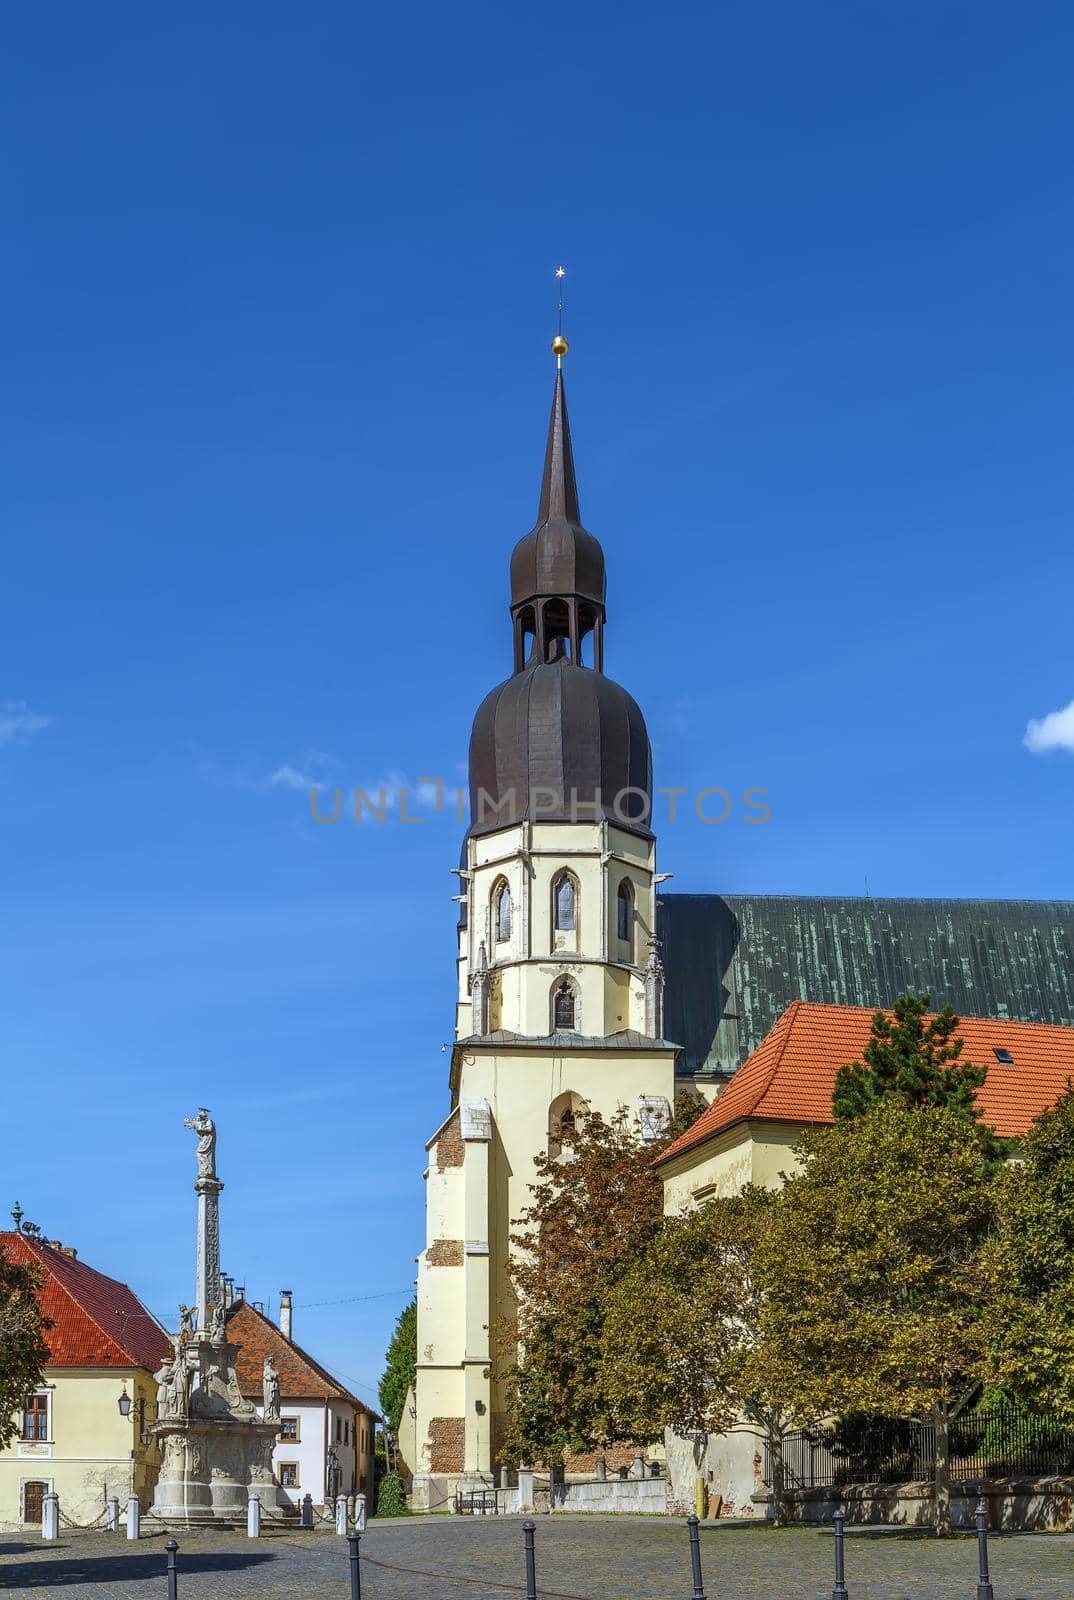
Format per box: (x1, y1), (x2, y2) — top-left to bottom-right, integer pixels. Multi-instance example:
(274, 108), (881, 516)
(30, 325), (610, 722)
(659, 1121), (807, 1214)
(0, 1366), (160, 1525)
(460, 821), (657, 1039)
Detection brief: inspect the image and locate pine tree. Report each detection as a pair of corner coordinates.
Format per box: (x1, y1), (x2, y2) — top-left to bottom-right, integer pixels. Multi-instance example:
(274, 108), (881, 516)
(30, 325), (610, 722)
(833, 991), (1006, 1161)
(378, 1299), (416, 1434)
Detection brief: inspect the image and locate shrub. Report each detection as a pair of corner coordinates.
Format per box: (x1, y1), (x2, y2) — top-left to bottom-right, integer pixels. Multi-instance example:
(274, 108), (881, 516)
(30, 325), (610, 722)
(374, 1471), (410, 1518)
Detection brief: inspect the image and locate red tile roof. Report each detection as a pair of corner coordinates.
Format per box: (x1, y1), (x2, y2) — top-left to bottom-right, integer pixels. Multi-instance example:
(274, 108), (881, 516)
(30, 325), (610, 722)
(656, 1002), (1074, 1166)
(0, 1231), (171, 1372)
(226, 1299), (378, 1417)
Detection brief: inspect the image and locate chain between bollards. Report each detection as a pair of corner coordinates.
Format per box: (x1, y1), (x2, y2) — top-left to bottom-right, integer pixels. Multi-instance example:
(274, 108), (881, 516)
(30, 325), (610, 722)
(348, 1528), (362, 1600)
(165, 1537), (179, 1600)
(832, 1507), (848, 1600)
(523, 1518), (537, 1600)
(975, 1499), (995, 1600)
(687, 1514), (707, 1600)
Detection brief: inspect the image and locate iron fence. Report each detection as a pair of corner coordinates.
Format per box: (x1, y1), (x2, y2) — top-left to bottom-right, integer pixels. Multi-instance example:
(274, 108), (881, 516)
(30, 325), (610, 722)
(766, 1400), (1074, 1490)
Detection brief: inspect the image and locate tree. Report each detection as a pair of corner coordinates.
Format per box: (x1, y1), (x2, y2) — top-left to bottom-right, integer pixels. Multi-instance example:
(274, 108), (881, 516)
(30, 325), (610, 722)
(373, 1471), (410, 1517)
(0, 1246), (51, 1451)
(833, 992), (1006, 1162)
(754, 1103), (997, 1535)
(378, 1299), (416, 1435)
(599, 1187), (816, 1524)
(986, 1082), (1074, 1424)
(501, 1108), (670, 1465)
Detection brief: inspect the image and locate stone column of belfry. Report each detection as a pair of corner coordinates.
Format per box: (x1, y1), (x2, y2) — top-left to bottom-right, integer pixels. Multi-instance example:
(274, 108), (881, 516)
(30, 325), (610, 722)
(409, 334), (681, 1511)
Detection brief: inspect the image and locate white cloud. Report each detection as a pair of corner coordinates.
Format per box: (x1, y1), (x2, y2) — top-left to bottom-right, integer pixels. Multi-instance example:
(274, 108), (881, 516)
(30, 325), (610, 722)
(0, 701), (52, 744)
(1024, 698), (1074, 755)
(267, 749), (342, 791)
(268, 764), (317, 792)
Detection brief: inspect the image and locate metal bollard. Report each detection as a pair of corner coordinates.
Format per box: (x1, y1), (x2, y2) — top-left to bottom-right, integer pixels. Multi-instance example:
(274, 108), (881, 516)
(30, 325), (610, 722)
(832, 1507), (849, 1600)
(347, 1530), (362, 1600)
(301, 1492), (314, 1528)
(975, 1500), (995, 1600)
(165, 1538), (179, 1600)
(687, 1514), (707, 1600)
(523, 1518), (537, 1600)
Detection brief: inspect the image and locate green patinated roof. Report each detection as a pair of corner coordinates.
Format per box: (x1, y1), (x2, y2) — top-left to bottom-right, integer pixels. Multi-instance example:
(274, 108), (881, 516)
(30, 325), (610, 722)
(659, 894), (1074, 1078)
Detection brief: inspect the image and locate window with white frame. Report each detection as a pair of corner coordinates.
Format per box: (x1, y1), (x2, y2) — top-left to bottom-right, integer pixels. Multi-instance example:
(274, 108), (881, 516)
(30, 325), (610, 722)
(20, 1394), (49, 1442)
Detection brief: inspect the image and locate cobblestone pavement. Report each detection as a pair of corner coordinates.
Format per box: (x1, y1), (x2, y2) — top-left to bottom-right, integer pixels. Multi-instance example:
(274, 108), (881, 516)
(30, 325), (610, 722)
(1, 1516), (1072, 1598)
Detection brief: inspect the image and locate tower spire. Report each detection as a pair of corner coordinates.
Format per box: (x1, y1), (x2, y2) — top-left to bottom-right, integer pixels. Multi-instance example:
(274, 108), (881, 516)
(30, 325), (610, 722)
(537, 363), (580, 524)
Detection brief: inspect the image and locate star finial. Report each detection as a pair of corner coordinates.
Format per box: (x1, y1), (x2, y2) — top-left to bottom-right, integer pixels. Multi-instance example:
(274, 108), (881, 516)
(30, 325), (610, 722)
(552, 266), (568, 364)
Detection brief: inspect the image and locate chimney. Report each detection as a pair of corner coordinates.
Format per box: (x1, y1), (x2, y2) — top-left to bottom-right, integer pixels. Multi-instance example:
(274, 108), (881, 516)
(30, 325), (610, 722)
(234, 1284), (246, 1303)
(280, 1289), (293, 1342)
(61, 1246), (77, 1259)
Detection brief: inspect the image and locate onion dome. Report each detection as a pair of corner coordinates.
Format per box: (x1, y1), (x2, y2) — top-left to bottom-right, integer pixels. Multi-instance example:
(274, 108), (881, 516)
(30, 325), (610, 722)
(468, 344), (652, 838)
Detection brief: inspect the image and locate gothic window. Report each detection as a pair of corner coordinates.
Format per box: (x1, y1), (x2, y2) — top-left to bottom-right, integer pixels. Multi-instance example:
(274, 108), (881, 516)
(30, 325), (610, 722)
(617, 879), (635, 946)
(493, 879), (512, 943)
(553, 873), (576, 932)
(548, 1090), (588, 1157)
(553, 978), (577, 1031)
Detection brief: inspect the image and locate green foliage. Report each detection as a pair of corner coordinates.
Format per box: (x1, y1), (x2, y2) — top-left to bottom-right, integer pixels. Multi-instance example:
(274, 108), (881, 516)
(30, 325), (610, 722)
(0, 1247), (51, 1451)
(501, 1108), (671, 1465)
(986, 1083), (1074, 1424)
(378, 1299), (416, 1434)
(599, 1186), (812, 1524)
(754, 1102), (998, 1533)
(832, 992), (1006, 1163)
(373, 1471), (410, 1517)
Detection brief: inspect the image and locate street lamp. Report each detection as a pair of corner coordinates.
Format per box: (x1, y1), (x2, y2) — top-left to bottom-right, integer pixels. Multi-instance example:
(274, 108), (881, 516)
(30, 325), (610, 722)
(327, 1444), (340, 1500)
(117, 1388), (156, 1444)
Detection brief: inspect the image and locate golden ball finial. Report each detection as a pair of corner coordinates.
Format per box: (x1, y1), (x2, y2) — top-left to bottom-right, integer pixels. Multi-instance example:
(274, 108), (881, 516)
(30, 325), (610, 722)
(551, 334), (569, 358)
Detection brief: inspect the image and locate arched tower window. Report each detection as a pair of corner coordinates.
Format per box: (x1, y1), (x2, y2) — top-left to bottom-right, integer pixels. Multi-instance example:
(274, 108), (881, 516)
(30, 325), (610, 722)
(617, 878), (635, 948)
(548, 1090), (588, 1158)
(492, 878), (512, 943)
(551, 976), (579, 1033)
(553, 872), (576, 932)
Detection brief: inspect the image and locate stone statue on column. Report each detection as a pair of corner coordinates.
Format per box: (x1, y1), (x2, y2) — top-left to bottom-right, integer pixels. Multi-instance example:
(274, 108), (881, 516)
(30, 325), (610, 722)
(263, 1357), (281, 1423)
(148, 1112), (282, 1525)
(183, 1108), (217, 1179)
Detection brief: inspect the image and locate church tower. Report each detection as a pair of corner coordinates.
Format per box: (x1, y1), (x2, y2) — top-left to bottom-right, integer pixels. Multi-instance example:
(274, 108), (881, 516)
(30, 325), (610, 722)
(409, 340), (680, 1509)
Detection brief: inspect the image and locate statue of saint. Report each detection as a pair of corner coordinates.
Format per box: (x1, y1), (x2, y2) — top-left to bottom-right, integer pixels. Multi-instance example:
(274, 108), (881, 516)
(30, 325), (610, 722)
(177, 1303), (194, 1344)
(183, 1108), (217, 1181)
(173, 1351), (191, 1420)
(263, 1356), (281, 1423)
(155, 1358), (176, 1419)
(209, 1301), (226, 1343)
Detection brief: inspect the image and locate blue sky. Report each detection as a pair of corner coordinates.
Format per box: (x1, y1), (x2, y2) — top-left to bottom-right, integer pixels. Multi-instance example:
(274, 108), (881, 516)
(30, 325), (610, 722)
(3, 2), (1072, 1404)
